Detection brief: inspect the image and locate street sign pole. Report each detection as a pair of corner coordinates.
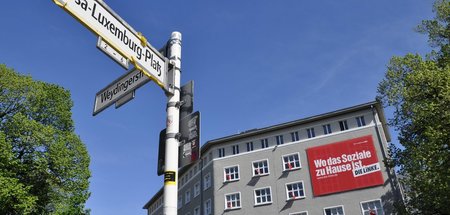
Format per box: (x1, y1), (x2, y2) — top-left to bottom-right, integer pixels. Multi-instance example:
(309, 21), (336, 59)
(164, 32), (182, 215)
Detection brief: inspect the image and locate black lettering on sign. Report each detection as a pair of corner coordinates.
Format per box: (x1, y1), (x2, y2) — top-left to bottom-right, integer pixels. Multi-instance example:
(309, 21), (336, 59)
(164, 171), (176, 185)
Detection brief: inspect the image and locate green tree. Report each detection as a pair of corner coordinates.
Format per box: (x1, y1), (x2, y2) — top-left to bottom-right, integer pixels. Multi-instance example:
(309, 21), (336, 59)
(0, 64), (91, 214)
(377, 0), (450, 214)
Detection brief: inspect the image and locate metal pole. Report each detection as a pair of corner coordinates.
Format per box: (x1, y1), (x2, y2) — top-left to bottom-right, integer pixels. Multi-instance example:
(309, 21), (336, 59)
(164, 32), (182, 215)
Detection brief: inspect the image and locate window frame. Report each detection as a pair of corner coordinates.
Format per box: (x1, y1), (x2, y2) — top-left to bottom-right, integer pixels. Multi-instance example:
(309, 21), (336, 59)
(360, 199), (384, 215)
(204, 199), (212, 215)
(203, 172), (211, 190)
(323, 205), (345, 215)
(184, 189), (191, 205)
(246, 141), (254, 151)
(223, 165), (240, 182)
(193, 206), (200, 215)
(232, 144), (239, 155)
(224, 192), (242, 211)
(323, 124), (332, 135)
(276, 135), (284, 145)
(254, 186), (273, 206)
(291, 131), (300, 142)
(218, 147), (225, 158)
(356, 116), (366, 127)
(193, 182), (200, 197)
(184, 188), (191, 205)
(252, 159), (270, 177)
(307, 127), (315, 138)
(339, 120), (349, 131)
(282, 152), (301, 171)
(261, 138), (269, 148)
(285, 180), (306, 201)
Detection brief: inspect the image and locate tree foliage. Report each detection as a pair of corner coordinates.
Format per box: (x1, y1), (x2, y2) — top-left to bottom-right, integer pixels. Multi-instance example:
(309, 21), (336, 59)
(377, 0), (450, 214)
(0, 64), (91, 214)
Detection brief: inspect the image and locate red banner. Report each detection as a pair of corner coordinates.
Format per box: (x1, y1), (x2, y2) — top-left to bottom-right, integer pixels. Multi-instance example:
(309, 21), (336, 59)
(306, 135), (383, 196)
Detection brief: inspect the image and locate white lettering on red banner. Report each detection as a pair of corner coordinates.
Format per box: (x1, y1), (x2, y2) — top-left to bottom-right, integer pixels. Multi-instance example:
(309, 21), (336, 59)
(306, 135), (384, 196)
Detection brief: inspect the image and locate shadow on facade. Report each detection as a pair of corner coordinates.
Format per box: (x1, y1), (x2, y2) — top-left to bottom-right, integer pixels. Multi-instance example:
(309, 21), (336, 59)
(279, 199), (294, 212)
(247, 177), (260, 186)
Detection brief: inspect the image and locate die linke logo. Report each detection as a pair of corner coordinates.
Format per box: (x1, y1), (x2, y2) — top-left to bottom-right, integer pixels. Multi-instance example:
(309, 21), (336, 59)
(306, 135), (384, 196)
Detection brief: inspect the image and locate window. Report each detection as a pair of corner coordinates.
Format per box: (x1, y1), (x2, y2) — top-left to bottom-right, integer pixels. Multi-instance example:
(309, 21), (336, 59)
(289, 212), (308, 215)
(185, 189), (191, 204)
(307, 128), (315, 138)
(224, 165), (239, 182)
(291, 131), (299, 142)
(360, 199), (383, 215)
(286, 181), (305, 200)
(246, 142), (254, 151)
(194, 182), (200, 197)
(225, 192), (241, 210)
(218, 148), (225, 158)
(339, 120), (349, 131)
(323, 124), (332, 134)
(252, 159), (269, 176)
(356, 116), (366, 127)
(324, 205), (345, 215)
(204, 199), (212, 215)
(254, 187), (272, 206)
(203, 173), (211, 190)
(232, 145), (239, 155)
(261, 138), (269, 148)
(193, 206), (200, 215)
(177, 196), (182, 209)
(282, 153), (301, 171)
(276, 135), (284, 145)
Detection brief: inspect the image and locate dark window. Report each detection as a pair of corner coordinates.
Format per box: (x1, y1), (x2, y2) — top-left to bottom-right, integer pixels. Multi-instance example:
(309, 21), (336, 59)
(323, 124), (332, 134)
(339, 120), (349, 131)
(246, 142), (254, 151)
(307, 128), (315, 138)
(291, 131), (299, 142)
(276, 135), (284, 145)
(356, 116), (366, 127)
(232, 145), (239, 155)
(261, 138), (269, 148)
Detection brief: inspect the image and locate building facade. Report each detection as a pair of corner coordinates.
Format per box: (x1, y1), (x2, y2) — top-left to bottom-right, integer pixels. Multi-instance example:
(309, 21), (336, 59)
(144, 101), (403, 215)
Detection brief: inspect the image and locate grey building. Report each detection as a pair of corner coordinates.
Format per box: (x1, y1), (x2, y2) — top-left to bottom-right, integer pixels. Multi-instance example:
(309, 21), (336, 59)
(144, 101), (403, 215)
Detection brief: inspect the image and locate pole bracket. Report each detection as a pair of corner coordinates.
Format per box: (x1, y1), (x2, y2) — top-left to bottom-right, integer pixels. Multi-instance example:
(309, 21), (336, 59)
(167, 101), (184, 109)
(166, 132), (181, 140)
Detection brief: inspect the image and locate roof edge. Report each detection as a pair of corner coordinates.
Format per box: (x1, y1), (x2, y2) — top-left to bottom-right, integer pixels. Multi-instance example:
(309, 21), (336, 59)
(201, 100), (382, 154)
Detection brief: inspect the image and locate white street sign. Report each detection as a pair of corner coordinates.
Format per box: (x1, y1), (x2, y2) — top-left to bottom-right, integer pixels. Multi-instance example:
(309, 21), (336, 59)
(93, 68), (149, 116)
(54, 0), (169, 90)
(97, 37), (129, 70)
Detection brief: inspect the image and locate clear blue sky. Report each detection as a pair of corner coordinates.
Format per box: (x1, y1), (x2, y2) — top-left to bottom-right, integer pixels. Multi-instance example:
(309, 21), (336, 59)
(0, 1), (434, 214)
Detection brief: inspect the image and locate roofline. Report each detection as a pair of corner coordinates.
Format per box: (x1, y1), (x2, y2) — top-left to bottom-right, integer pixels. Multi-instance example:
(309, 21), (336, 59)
(201, 100), (390, 154)
(143, 187), (163, 209)
(143, 100), (391, 209)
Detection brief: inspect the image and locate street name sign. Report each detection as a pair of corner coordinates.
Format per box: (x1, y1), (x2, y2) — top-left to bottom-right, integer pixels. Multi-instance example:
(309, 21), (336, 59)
(97, 36), (129, 70)
(53, 0), (169, 90)
(93, 68), (149, 116)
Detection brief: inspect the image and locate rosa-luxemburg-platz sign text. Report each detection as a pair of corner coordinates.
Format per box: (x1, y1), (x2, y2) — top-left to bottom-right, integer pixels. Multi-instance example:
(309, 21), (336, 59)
(53, 0), (168, 90)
